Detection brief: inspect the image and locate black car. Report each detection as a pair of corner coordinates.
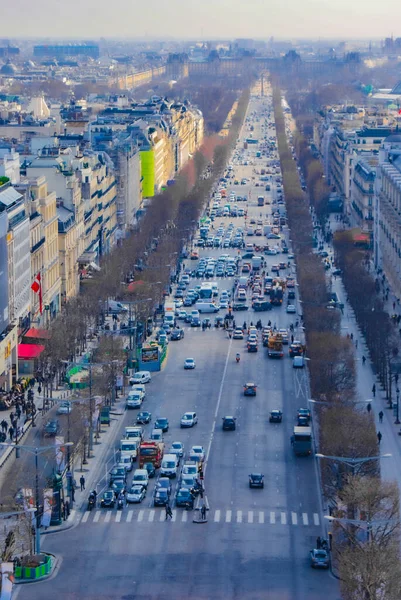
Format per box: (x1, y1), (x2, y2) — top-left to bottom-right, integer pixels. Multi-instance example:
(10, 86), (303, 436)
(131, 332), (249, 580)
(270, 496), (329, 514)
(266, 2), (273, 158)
(174, 290), (184, 299)
(170, 328), (185, 341)
(43, 419), (60, 437)
(233, 303), (249, 311)
(175, 488), (195, 509)
(154, 418), (169, 432)
(154, 489), (169, 507)
(111, 479), (126, 497)
(100, 490), (115, 508)
(136, 411), (152, 425)
(156, 477), (172, 495)
(269, 410), (283, 423)
(249, 473), (264, 489)
(222, 416), (236, 431)
(109, 467), (127, 485)
(143, 462), (156, 478)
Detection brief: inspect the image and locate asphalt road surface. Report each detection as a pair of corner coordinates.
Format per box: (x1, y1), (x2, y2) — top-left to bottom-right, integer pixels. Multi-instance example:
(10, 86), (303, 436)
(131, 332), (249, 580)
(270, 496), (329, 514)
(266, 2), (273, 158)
(17, 81), (341, 600)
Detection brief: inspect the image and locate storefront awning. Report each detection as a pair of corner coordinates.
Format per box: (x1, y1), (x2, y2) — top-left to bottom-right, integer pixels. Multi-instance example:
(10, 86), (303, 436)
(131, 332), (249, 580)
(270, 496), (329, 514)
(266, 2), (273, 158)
(18, 343), (45, 360)
(24, 328), (51, 340)
(90, 262), (101, 271)
(78, 251), (97, 265)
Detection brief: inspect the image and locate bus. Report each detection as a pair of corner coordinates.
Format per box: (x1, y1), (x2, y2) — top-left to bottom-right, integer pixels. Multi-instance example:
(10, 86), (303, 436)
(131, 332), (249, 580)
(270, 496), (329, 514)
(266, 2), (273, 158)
(257, 196), (264, 206)
(199, 283), (213, 299)
(291, 426), (312, 456)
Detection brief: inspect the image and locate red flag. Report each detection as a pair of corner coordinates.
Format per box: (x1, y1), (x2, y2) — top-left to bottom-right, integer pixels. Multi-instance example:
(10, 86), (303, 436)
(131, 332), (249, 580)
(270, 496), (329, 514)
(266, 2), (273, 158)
(31, 272), (43, 314)
(398, 108), (401, 115)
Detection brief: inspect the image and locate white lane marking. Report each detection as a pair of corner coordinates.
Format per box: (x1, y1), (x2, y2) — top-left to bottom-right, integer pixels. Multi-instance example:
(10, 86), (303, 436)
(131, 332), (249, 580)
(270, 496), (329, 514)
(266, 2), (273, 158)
(93, 510), (100, 523)
(291, 512), (297, 525)
(226, 510), (232, 523)
(171, 510), (177, 522)
(281, 512), (287, 525)
(182, 511), (188, 522)
(259, 511), (264, 524)
(148, 510), (155, 522)
(104, 511), (111, 523)
(159, 511), (165, 521)
(127, 510), (133, 522)
(248, 511), (253, 524)
(237, 510), (242, 523)
(313, 513), (320, 526)
(302, 513), (309, 526)
(70, 509), (76, 522)
(270, 511), (276, 524)
(115, 511), (122, 522)
(205, 336), (233, 473)
(214, 509), (221, 522)
(137, 510), (144, 522)
(81, 511), (90, 523)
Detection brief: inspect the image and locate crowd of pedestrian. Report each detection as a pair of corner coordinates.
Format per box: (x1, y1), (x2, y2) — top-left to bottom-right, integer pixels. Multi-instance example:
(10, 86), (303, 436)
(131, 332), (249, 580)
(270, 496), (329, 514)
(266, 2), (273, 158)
(0, 378), (39, 443)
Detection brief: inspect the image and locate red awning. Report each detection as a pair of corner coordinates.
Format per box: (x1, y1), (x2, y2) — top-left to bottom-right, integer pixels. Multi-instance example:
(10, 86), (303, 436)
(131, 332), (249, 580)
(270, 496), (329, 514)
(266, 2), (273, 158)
(354, 233), (369, 242)
(18, 344), (45, 360)
(24, 328), (51, 340)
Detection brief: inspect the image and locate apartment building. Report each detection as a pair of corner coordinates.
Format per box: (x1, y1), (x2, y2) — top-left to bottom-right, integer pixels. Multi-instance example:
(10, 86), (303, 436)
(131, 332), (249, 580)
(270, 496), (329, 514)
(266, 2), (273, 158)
(351, 154), (377, 232)
(375, 135), (401, 297)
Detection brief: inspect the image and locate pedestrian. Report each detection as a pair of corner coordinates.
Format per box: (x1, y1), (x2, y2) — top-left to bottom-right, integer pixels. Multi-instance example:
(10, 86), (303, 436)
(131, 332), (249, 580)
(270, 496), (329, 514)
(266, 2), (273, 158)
(291, 334), (294, 344)
(8, 426), (14, 441)
(16, 406), (21, 420)
(201, 504), (207, 521)
(367, 402), (372, 414)
(37, 385), (42, 395)
(165, 503), (172, 520)
(372, 384), (376, 398)
(379, 411), (384, 424)
(316, 536), (322, 549)
(80, 475), (85, 491)
(0, 419), (7, 433)
(350, 333), (354, 341)
(377, 431), (382, 445)
(355, 339), (358, 349)
(362, 355), (366, 365)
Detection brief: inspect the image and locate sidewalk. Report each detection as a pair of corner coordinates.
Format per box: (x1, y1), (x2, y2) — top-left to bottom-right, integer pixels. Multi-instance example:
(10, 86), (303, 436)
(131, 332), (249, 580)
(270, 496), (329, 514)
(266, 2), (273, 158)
(319, 214), (401, 494)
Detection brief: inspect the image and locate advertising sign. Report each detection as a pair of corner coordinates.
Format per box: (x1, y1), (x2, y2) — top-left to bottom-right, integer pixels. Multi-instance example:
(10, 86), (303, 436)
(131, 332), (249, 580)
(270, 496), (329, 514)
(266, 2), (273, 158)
(141, 346), (159, 363)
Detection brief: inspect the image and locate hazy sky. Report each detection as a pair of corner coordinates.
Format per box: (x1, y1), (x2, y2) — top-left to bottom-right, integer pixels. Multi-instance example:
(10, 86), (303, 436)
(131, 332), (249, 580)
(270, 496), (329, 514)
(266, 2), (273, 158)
(2, 0), (401, 40)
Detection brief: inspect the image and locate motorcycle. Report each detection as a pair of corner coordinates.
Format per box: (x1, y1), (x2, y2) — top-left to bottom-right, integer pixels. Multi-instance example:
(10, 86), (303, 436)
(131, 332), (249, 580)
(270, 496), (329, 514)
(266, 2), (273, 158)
(87, 495), (96, 511)
(236, 354), (240, 363)
(117, 496), (124, 510)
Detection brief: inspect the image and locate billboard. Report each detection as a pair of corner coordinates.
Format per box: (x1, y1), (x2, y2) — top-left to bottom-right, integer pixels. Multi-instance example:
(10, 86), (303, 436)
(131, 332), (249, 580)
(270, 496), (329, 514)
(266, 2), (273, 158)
(0, 211), (8, 334)
(141, 346), (159, 363)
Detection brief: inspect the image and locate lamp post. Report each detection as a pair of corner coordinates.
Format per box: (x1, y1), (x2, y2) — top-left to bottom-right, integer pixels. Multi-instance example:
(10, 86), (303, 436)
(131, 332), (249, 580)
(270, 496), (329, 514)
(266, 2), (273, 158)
(315, 452), (391, 476)
(395, 387), (400, 425)
(0, 441), (73, 554)
(324, 514), (398, 544)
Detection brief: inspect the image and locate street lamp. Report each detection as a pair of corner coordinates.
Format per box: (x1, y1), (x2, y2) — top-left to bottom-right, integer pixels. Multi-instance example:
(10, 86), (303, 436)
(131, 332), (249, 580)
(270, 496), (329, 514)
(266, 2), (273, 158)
(315, 452), (391, 476)
(324, 514), (398, 543)
(0, 441), (73, 554)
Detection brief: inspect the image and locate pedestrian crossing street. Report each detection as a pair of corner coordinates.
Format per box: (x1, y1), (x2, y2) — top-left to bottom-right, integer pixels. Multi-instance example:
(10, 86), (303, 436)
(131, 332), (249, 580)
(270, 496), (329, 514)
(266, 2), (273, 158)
(76, 508), (321, 527)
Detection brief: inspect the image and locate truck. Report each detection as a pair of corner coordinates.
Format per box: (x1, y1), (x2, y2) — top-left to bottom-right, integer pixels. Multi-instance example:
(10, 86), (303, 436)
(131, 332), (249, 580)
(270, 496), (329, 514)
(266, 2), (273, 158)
(138, 441), (164, 468)
(251, 256), (262, 271)
(270, 285), (283, 306)
(268, 333), (284, 358)
(257, 196), (264, 207)
(164, 302), (175, 314)
(291, 426), (312, 456)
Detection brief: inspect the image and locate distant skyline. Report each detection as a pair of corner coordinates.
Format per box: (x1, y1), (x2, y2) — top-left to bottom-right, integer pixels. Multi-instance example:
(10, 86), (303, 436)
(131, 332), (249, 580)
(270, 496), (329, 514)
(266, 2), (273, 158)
(2, 0), (401, 41)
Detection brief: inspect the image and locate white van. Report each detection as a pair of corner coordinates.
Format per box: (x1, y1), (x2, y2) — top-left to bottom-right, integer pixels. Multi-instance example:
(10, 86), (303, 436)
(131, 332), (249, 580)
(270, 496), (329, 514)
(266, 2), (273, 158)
(120, 439), (139, 461)
(125, 426), (143, 441)
(160, 454), (179, 478)
(130, 371), (151, 385)
(150, 429), (163, 442)
(195, 302), (219, 313)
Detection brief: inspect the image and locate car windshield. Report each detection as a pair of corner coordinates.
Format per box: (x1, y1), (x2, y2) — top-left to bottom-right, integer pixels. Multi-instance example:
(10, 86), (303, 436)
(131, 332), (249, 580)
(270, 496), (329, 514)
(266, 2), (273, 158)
(172, 443), (182, 448)
(182, 415), (191, 420)
(315, 552), (327, 559)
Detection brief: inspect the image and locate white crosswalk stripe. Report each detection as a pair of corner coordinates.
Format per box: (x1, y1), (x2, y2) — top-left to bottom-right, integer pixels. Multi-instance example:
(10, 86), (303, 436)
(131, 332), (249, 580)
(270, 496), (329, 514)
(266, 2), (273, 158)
(78, 509), (322, 526)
